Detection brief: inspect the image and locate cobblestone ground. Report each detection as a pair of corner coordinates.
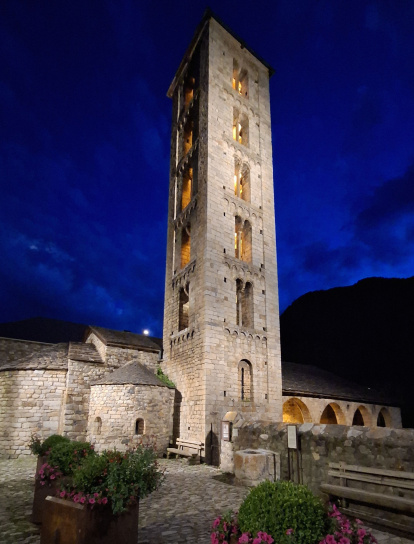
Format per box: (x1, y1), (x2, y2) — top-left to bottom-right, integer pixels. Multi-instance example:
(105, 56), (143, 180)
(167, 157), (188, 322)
(1, 457), (413, 544)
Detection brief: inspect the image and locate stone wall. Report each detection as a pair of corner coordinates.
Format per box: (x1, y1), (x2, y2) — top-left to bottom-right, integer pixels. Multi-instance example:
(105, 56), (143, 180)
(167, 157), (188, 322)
(229, 421), (414, 496)
(62, 360), (107, 441)
(0, 369), (67, 458)
(105, 346), (160, 373)
(87, 384), (175, 454)
(0, 338), (49, 367)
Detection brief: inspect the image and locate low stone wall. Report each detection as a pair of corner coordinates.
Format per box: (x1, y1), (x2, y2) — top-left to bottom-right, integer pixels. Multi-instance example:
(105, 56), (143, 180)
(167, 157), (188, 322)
(0, 369), (67, 458)
(87, 384), (175, 454)
(231, 422), (414, 496)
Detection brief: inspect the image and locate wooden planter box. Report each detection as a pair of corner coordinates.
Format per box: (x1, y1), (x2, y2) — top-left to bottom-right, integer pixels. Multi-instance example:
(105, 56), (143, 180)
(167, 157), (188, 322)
(40, 496), (139, 544)
(32, 455), (59, 524)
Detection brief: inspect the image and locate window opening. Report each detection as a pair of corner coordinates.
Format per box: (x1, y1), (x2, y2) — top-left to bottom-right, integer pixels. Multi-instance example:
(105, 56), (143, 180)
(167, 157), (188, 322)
(352, 408), (364, 426)
(135, 418), (144, 435)
(94, 417), (102, 435)
(183, 118), (193, 156)
(232, 60), (249, 98)
(239, 360), (252, 401)
(179, 284), (189, 330)
(181, 167), (192, 210)
(234, 161), (250, 202)
(377, 407), (391, 427)
(184, 75), (195, 106)
(181, 225), (191, 268)
(233, 108), (249, 146)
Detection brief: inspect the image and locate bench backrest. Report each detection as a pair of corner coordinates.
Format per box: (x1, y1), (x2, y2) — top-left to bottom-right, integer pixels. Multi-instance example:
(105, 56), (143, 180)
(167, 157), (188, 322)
(328, 462), (414, 491)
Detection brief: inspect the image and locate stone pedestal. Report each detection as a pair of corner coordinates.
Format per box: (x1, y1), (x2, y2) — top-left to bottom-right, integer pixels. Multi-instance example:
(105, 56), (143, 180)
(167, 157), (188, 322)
(234, 449), (280, 486)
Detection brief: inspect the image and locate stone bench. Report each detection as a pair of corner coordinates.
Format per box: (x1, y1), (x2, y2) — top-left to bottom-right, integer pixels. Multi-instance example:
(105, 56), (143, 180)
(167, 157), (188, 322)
(320, 462), (414, 533)
(167, 438), (203, 462)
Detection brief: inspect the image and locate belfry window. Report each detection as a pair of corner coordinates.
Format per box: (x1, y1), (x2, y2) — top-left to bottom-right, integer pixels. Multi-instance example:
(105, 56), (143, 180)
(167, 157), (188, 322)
(183, 118), (193, 156)
(234, 161), (250, 202)
(234, 217), (252, 262)
(233, 108), (249, 146)
(238, 360), (253, 401)
(181, 166), (192, 210)
(232, 60), (249, 98)
(184, 75), (195, 107)
(179, 284), (189, 330)
(181, 225), (191, 268)
(236, 280), (254, 329)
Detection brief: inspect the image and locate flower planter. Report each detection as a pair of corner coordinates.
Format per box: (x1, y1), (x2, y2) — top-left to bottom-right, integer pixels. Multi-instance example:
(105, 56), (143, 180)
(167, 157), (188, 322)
(40, 496), (139, 544)
(32, 455), (59, 524)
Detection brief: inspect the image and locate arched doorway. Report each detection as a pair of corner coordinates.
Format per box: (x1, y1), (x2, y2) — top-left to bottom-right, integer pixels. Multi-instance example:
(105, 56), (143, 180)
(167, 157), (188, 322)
(377, 407), (392, 427)
(320, 403), (346, 424)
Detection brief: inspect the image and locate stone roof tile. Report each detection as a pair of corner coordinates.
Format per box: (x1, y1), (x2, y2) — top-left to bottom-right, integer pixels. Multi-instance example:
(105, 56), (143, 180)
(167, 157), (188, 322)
(93, 361), (169, 387)
(88, 326), (162, 352)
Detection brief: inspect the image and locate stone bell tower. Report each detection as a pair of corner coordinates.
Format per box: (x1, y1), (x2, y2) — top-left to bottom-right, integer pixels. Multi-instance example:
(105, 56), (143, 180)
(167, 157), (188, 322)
(162, 10), (282, 464)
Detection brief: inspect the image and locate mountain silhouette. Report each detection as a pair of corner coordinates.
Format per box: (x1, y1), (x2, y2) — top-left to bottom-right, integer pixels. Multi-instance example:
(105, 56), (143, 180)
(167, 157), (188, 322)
(280, 277), (414, 426)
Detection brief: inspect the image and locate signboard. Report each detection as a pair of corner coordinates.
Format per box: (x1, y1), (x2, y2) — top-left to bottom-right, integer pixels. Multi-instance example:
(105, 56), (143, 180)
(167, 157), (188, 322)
(221, 421), (231, 442)
(287, 425), (298, 449)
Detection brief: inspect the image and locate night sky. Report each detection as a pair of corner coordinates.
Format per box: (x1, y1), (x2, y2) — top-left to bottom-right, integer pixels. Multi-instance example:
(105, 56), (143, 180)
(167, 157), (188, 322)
(1, 1), (413, 338)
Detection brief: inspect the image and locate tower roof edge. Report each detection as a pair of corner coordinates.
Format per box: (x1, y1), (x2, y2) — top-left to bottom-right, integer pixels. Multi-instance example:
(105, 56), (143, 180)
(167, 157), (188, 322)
(167, 8), (275, 99)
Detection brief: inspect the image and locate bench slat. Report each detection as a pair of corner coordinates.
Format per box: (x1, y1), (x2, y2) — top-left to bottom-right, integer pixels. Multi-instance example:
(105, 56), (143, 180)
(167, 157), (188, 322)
(328, 470), (414, 491)
(328, 462), (414, 481)
(320, 483), (414, 515)
(176, 439), (204, 447)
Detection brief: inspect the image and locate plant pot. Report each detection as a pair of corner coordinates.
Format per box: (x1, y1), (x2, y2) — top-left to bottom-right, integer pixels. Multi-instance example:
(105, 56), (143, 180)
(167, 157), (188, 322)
(40, 496), (139, 544)
(32, 456), (58, 524)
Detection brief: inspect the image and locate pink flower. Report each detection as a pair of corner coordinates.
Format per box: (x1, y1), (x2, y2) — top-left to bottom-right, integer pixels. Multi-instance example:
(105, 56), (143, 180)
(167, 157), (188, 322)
(339, 538), (350, 544)
(357, 529), (367, 538)
(73, 496), (80, 503)
(89, 498), (95, 504)
(50, 475), (55, 480)
(211, 534), (219, 544)
(40, 481), (45, 486)
(212, 518), (221, 529)
(60, 491), (66, 498)
(286, 529), (294, 535)
(101, 497), (108, 505)
(252, 538), (262, 544)
(355, 519), (363, 525)
(238, 534), (250, 544)
(326, 535), (337, 544)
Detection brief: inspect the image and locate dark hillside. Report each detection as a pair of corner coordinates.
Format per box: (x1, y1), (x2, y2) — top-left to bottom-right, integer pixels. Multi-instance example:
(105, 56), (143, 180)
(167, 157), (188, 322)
(280, 277), (414, 426)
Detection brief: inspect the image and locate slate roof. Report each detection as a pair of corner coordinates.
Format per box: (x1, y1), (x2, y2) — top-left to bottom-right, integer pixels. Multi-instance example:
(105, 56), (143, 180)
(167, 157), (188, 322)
(1, 343), (70, 371)
(87, 326), (162, 352)
(68, 343), (103, 363)
(282, 361), (396, 406)
(93, 361), (169, 387)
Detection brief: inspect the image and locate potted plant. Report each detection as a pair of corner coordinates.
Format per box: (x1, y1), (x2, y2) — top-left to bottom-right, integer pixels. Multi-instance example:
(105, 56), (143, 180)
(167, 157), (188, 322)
(40, 445), (163, 544)
(29, 435), (94, 524)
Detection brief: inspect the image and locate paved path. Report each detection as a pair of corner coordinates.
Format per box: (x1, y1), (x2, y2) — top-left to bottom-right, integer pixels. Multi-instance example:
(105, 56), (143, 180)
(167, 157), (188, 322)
(1, 457), (413, 544)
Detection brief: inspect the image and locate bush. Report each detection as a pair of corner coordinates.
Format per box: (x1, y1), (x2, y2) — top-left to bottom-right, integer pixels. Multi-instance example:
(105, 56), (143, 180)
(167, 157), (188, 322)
(61, 446), (163, 515)
(29, 434), (70, 456)
(238, 481), (330, 544)
(48, 440), (95, 476)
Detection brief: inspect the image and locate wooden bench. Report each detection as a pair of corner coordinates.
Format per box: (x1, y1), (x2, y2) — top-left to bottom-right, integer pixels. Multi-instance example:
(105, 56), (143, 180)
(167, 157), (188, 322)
(167, 438), (204, 462)
(320, 462), (414, 533)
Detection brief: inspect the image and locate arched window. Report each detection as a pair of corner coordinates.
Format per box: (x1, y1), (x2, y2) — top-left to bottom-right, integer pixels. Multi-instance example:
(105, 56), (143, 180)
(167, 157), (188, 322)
(179, 284), (189, 331)
(233, 108), (249, 146)
(234, 218), (252, 262)
(93, 416), (102, 435)
(320, 403), (346, 425)
(232, 60), (249, 98)
(283, 398), (311, 424)
(183, 118), (193, 156)
(135, 418), (145, 435)
(184, 74), (195, 106)
(352, 405), (371, 426)
(236, 280), (254, 329)
(238, 360), (253, 401)
(234, 161), (250, 202)
(181, 166), (192, 210)
(181, 225), (191, 268)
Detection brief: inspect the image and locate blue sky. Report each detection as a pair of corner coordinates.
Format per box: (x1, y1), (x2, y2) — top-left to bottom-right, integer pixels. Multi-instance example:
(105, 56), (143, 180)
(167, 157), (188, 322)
(1, 1), (413, 337)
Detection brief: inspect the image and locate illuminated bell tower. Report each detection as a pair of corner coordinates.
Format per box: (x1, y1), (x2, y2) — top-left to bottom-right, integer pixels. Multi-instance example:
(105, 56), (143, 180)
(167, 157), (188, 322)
(162, 10), (282, 464)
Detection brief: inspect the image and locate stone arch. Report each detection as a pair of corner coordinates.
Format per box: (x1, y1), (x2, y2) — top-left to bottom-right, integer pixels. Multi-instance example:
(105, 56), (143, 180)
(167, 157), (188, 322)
(135, 418), (145, 435)
(377, 407), (392, 427)
(283, 398), (312, 424)
(238, 359), (253, 402)
(352, 405), (372, 426)
(320, 402), (346, 425)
